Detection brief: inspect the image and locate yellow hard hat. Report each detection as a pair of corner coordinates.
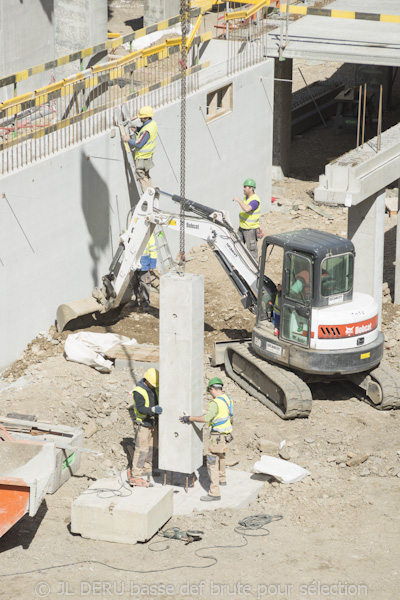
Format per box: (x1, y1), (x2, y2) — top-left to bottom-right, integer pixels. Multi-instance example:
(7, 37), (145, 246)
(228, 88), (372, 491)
(144, 368), (159, 387)
(137, 106), (154, 119)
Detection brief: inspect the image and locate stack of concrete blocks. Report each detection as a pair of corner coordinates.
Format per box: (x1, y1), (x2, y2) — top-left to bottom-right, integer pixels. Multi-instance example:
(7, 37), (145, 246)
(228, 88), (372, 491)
(158, 272), (204, 475)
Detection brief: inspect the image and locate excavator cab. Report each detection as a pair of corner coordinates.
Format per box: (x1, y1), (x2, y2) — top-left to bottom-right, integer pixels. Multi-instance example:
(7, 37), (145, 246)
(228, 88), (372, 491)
(256, 228), (356, 350)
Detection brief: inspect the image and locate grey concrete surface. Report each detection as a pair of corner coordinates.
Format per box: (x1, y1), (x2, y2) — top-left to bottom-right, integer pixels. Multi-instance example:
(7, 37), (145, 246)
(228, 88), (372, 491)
(0, 0), (107, 102)
(144, 0), (180, 27)
(71, 478), (173, 544)
(267, 0), (400, 66)
(149, 467), (266, 515)
(314, 123), (400, 206)
(348, 191), (385, 326)
(0, 59), (274, 371)
(158, 273), (204, 474)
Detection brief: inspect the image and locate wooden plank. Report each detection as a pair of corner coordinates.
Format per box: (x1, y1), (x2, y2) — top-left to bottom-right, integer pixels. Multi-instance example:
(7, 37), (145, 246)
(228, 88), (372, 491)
(105, 344), (159, 362)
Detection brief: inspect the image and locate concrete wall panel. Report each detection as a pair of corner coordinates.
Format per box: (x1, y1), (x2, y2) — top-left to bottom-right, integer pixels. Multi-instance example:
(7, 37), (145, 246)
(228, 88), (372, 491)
(0, 58), (274, 370)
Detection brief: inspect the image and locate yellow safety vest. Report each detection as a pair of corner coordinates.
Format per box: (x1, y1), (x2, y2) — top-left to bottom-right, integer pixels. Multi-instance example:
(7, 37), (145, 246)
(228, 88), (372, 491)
(132, 384), (159, 423)
(135, 119), (158, 160)
(143, 234), (157, 259)
(239, 193), (260, 230)
(209, 394), (233, 434)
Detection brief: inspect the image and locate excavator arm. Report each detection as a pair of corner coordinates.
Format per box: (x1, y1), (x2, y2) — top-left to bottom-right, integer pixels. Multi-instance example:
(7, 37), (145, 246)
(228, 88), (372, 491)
(56, 188), (271, 332)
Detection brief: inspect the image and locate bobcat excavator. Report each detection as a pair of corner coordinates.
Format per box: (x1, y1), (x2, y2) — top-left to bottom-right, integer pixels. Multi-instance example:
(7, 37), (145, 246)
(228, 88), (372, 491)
(56, 187), (400, 419)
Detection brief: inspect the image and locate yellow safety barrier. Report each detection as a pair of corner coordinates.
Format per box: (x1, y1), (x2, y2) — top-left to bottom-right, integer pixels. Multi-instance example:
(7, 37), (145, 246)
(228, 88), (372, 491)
(279, 4), (400, 23)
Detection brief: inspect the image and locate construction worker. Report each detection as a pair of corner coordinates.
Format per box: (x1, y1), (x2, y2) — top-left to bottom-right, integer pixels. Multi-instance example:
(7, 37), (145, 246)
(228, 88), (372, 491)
(128, 368), (162, 487)
(180, 377), (233, 502)
(233, 178), (260, 262)
(122, 105), (158, 192)
(132, 234), (157, 312)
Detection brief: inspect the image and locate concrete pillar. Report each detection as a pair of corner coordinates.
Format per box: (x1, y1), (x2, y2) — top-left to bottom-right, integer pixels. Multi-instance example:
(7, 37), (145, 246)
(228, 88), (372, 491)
(144, 0), (181, 28)
(347, 191), (385, 327)
(272, 58), (293, 181)
(158, 273), (204, 474)
(54, 0), (108, 78)
(395, 181), (400, 305)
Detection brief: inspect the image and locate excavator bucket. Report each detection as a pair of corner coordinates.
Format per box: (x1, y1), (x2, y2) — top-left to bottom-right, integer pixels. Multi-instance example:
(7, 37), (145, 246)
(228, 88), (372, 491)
(56, 297), (102, 333)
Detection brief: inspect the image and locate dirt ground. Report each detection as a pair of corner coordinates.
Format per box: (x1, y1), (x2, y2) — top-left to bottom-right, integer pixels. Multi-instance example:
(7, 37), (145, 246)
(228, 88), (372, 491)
(1, 3), (400, 600)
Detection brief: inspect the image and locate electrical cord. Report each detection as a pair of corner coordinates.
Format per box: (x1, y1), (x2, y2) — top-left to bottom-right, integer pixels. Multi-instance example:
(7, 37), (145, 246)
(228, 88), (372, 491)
(0, 514), (283, 577)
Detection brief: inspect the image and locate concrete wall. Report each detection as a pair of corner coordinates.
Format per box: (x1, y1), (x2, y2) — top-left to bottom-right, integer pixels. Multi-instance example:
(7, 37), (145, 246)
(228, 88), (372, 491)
(144, 0), (181, 28)
(0, 0), (107, 101)
(0, 58), (274, 370)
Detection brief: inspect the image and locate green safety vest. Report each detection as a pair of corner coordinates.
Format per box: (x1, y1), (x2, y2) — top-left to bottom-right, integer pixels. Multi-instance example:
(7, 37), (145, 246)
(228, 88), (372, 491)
(143, 234), (157, 259)
(209, 393), (233, 434)
(132, 384), (159, 423)
(135, 119), (158, 160)
(239, 193), (260, 230)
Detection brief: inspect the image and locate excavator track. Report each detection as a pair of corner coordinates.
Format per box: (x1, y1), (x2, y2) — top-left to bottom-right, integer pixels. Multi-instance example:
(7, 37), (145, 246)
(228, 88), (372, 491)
(347, 363), (400, 411)
(224, 342), (312, 420)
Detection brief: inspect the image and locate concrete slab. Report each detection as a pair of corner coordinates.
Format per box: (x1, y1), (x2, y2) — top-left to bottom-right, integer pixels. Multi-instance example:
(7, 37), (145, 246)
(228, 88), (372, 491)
(71, 478), (173, 544)
(267, 0), (400, 66)
(149, 467), (265, 515)
(315, 123), (400, 206)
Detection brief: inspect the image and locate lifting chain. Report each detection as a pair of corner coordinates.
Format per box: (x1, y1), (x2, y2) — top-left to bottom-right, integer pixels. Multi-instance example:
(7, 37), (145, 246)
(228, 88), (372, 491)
(179, 0), (190, 271)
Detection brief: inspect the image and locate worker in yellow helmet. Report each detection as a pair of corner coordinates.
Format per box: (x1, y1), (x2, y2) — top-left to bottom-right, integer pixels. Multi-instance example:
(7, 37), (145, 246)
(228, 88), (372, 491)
(128, 368), (162, 488)
(179, 377), (233, 502)
(131, 234), (158, 313)
(122, 105), (158, 192)
(233, 178), (261, 261)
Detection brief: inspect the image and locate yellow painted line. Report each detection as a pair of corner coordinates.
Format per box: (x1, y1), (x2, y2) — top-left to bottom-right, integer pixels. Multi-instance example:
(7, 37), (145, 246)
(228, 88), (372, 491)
(331, 10), (355, 19)
(380, 14), (400, 23)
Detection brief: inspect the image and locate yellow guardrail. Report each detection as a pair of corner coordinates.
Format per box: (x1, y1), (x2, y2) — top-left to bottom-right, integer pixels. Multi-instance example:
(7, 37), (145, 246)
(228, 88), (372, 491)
(226, 1), (272, 21)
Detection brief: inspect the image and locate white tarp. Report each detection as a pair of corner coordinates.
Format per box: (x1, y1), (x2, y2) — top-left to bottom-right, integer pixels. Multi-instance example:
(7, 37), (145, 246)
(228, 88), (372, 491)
(253, 455), (310, 484)
(64, 332), (137, 373)
(122, 24), (192, 53)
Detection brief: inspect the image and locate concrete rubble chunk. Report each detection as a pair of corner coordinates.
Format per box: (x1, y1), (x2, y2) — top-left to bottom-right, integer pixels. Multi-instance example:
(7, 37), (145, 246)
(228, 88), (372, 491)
(84, 421), (98, 438)
(257, 439), (279, 454)
(346, 454), (369, 467)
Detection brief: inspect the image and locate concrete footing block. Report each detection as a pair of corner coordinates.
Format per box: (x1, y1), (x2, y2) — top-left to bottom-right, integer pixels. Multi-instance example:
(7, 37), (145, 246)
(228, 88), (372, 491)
(71, 478), (173, 544)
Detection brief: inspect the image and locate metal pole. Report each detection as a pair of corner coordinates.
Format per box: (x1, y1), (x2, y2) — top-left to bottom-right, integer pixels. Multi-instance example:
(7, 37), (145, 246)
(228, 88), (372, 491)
(356, 84), (362, 150)
(362, 83), (367, 149)
(377, 84), (383, 152)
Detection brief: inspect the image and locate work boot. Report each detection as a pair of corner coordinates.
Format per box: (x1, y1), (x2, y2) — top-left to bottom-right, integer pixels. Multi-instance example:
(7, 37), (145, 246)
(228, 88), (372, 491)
(200, 494), (221, 502)
(142, 304), (150, 313)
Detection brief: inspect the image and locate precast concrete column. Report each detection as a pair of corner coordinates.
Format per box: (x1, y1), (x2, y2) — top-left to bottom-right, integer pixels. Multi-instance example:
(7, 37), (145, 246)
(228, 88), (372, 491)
(272, 58), (292, 181)
(144, 0), (181, 27)
(347, 191), (386, 327)
(395, 180), (400, 305)
(158, 273), (204, 474)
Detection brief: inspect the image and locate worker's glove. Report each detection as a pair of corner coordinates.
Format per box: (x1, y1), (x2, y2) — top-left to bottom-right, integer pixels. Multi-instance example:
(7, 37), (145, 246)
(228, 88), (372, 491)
(180, 415), (191, 424)
(152, 406), (163, 415)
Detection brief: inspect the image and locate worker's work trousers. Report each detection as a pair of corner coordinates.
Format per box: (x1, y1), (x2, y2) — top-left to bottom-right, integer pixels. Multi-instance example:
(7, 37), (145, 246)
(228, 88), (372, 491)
(135, 157), (154, 192)
(207, 432), (227, 497)
(132, 270), (151, 308)
(131, 422), (157, 477)
(238, 227), (258, 262)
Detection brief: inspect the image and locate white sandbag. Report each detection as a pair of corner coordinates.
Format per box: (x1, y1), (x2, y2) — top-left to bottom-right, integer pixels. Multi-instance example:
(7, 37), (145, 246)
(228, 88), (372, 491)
(64, 333), (137, 373)
(253, 455), (310, 484)
(123, 25), (192, 53)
